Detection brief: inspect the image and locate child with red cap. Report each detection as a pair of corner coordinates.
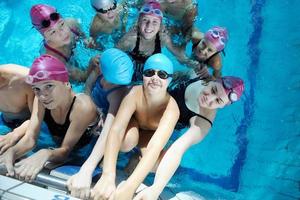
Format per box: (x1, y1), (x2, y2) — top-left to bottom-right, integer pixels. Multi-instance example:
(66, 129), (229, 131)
(30, 4), (96, 83)
(0, 54), (99, 182)
(192, 26), (229, 79)
(134, 75), (245, 199)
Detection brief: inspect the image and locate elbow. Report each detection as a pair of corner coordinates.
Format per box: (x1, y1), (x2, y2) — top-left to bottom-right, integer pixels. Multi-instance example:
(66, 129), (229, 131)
(27, 137), (37, 150)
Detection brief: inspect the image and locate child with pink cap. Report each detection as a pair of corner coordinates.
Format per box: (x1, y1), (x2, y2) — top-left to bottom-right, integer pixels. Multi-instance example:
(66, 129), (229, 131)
(134, 75), (245, 199)
(30, 4), (97, 83)
(0, 54), (99, 182)
(192, 26), (229, 79)
(116, 0), (195, 83)
(89, 0), (129, 50)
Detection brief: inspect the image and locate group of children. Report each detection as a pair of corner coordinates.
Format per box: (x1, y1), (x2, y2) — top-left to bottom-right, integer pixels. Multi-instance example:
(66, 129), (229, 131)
(0, 0), (245, 200)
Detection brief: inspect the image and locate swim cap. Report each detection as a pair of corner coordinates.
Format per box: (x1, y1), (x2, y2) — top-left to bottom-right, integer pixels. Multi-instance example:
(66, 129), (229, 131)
(205, 26), (228, 52)
(143, 53), (173, 75)
(30, 4), (60, 34)
(140, 1), (163, 20)
(91, 0), (115, 10)
(26, 54), (69, 84)
(100, 48), (134, 85)
(217, 76), (244, 103)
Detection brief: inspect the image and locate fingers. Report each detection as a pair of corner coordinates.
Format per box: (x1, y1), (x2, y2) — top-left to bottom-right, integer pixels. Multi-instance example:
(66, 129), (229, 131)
(4, 156), (15, 177)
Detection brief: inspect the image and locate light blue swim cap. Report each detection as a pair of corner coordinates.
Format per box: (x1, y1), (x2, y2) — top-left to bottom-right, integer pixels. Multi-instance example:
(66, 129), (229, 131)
(143, 53), (173, 75)
(100, 48), (134, 85)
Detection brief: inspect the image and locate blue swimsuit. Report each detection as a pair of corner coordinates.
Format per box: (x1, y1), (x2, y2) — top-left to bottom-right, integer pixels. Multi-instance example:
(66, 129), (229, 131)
(91, 75), (125, 114)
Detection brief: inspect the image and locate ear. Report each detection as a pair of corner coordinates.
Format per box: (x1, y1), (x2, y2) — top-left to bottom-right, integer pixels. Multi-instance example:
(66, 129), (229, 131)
(65, 82), (71, 88)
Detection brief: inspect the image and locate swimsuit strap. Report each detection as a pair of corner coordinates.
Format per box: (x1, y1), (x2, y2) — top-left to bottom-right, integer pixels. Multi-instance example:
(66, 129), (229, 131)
(44, 42), (69, 62)
(65, 96), (77, 121)
(195, 114), (213, 127)
(153, 32), (161, 54)
(132, 31), (141, 55)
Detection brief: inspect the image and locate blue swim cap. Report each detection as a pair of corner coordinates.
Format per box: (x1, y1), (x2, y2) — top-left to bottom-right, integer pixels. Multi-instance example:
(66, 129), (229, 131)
(100, 48), (134, 85)
(143, 53), (173, 75)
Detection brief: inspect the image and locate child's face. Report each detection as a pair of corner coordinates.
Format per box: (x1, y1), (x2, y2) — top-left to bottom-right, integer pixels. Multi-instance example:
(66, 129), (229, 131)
(139, 15), (161, 40)
(98, 3), (118, 23)
(32, 80), (68, 109)
(44, 20), (72, 46)
(193, 38), (218, 61)
(198, 81), (229, 109)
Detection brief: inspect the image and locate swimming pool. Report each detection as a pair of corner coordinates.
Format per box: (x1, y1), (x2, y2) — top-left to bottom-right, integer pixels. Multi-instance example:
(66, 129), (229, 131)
(0, 0), (299, 199)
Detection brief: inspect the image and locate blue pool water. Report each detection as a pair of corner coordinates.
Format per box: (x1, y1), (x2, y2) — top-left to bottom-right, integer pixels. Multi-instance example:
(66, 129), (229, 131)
(0, 0), (299, 199)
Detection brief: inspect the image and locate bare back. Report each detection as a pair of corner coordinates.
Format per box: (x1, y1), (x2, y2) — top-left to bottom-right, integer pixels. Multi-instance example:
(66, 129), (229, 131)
(0, 65), (33, 118)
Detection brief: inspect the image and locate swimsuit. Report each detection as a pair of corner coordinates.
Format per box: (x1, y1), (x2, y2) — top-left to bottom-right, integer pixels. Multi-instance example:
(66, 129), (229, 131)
(129, 31), (161, 82)
(91, 75), (126, 114)
(168, 77), (213, 130)
(43, 96), (94, 148)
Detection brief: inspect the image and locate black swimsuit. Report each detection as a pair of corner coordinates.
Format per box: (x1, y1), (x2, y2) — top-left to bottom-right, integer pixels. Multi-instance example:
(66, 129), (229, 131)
(168, 77), (213, 130)
(43, 96), (93, 148)
(129, 31), (161, 82)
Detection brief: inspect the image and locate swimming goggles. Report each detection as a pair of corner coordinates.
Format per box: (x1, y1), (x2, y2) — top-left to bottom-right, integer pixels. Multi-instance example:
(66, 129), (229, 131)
(26, 70), (68, 84)
(93, 2), (117, 14)
(140, 6), (163, 18)
(33, 12), (60, 29)
(209, 29), (226, 44)
(143, 69), (172, 80)
(222, 78), (238, 103)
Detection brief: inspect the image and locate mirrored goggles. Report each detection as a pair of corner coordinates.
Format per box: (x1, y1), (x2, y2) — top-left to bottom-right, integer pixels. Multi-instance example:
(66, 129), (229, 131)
(222, 78), (238, 103)
(143, 69), (172, 80)
(33, 12), (60, 29)
(210, 30), (226, 44)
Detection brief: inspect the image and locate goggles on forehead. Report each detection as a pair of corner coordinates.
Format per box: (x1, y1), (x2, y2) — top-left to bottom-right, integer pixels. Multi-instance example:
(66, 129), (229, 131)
(26, 70), (68, 84)
(210, 30), (226, 44)
(32, 12), (60, 29)
(143, 69), (172, 80)
(222, 78), (238, 103)
(140, 6), (163, 18)
(93, 2), (117, 14)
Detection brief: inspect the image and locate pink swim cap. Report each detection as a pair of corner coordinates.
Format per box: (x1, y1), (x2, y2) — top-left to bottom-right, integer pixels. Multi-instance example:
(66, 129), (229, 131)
(26, 54), (69, 84)
(140, 1), (163, 20)
(30, 4), (60, 34)
(205, 26), (228, 52)
(218, 76), (244, 103)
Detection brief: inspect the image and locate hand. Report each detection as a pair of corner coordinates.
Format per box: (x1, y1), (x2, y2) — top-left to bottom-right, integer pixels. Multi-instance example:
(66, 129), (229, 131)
(111, 181), (134, 200)
(194, 63), (211, 80)
(0, 132), (19, 155)
(91, 174), (116, 200)
(14, 149), (49, 182)
(0, 147), (16, 176)
(67, 170), (92, 199)
(133, 186), (160, 200)
(84, 37), (97, 49)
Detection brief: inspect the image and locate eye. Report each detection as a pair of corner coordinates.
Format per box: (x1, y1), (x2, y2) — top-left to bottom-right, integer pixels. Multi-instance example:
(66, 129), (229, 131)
(45, 84), (54, 90)
(32, 87), (40, 93)
(50, 30), (56, 35)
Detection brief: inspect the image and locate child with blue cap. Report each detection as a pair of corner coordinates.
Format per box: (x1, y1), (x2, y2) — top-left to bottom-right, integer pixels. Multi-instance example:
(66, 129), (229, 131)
(67, 48), (134, 199)
(90, 53), (180, 200)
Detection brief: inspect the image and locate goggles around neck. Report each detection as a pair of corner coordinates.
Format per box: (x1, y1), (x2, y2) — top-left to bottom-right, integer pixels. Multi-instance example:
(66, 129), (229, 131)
(143, 69), (172, 80)
(33, 12), (60, 29)
(140, 6), (163, 18)
(26, 70), (68, 84)
(93, 2), (117, 14)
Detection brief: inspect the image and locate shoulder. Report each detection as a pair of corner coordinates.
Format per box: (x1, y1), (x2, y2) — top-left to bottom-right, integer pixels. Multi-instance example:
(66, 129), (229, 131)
(73, 94), (97, 114)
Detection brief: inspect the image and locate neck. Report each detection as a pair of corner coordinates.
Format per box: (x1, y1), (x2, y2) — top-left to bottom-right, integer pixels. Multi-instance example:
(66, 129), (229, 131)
(144, 88), (168, 106)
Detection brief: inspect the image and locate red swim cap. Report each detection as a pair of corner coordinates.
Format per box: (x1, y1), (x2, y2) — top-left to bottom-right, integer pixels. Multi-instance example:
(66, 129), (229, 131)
(26, 54), (69, 84)
(140, 1), (163, 20)
(218, 76), (244, 103)
(30, 4), (60, 35)
(205, 26), (228, 52)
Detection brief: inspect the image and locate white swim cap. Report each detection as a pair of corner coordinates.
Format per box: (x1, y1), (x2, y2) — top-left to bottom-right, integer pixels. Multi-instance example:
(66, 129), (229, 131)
(91, 0), (115, 10)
